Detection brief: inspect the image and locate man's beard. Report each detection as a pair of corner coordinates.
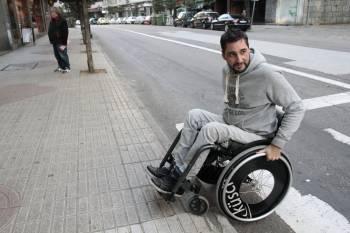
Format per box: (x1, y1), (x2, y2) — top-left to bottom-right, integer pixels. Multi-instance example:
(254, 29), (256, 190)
(229, 62), (248, 74)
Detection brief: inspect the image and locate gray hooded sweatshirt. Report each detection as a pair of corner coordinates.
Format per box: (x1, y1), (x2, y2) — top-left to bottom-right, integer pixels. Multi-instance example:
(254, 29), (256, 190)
(222, 49), (305, 149)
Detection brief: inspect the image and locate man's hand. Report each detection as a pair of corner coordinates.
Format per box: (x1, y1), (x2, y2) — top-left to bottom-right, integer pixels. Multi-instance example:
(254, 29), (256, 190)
(257, 144), (282, 161)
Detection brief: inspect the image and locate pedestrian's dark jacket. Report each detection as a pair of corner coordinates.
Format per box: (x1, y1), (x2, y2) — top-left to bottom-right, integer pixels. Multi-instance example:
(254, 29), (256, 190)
(48, 17), (68, 45)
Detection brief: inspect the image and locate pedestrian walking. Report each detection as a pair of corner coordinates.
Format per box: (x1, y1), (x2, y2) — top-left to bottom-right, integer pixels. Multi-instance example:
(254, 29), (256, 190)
(48, 7), (70, 73)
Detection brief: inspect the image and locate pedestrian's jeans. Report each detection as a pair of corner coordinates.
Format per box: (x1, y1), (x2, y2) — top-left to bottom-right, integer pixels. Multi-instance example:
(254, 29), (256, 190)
(173, 109), (265, 173)
(53, 44), (70, 69)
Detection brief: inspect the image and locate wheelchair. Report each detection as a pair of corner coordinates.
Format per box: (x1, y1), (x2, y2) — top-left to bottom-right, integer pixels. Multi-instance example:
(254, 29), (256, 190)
(151, 128), (293, 222)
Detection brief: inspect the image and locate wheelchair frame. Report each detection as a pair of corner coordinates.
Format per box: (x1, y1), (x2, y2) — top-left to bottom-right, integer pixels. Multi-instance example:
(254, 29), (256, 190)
(155, 129), (293, 221)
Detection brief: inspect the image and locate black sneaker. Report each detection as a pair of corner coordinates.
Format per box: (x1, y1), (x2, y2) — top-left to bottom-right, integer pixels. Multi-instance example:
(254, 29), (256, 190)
(54, 67), (63, 72)
(61, 68), (71, 73)
(146, 165), (170, 178)
(149, 167), (184, 197)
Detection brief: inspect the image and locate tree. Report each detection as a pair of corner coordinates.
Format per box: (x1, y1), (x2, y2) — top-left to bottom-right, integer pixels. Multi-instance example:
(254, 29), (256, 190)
(164, 0), (176, 11)
(184, 0), (195, 9)
(153, 0), (165, 13)
(164, 0), (176, 19)
(203, 0), (214, 9)
(82, 0), (94, 72)
(61, 0), (98, 19)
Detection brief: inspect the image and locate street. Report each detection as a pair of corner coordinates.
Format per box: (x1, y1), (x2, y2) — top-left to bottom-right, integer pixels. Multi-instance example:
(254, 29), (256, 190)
(92, 24), (350, 232)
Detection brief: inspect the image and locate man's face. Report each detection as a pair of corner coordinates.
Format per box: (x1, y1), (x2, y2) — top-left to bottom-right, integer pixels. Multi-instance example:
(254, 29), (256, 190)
(51, 12), (58, 19)
(222, 39), (250, 73)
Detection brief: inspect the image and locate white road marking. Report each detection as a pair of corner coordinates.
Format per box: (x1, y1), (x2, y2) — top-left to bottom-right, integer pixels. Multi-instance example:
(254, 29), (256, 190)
(251, 40), (350, 75)
(303, 92), (350, 110)
(161, 30), (350, 75)
(269, 64), (350, 89)
(123, 29), (221, 54)
(324, 128), (350, 146)
(121, 29), (350, 90)
(276, 187), (350, 233)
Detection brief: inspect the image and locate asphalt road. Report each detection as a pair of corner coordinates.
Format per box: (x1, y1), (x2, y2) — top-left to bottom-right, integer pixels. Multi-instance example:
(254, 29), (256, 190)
(91, 24), (350, 232)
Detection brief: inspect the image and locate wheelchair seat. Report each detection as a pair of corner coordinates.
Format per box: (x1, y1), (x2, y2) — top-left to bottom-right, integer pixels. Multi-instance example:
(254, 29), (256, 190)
(196, 138), (273, 185)
(227, 138), (273, 156)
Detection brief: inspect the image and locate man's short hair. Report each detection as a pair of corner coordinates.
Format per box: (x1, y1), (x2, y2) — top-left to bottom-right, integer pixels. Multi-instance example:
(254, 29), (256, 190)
(50, 7), (62, 17)
(220, 29), (249, 53)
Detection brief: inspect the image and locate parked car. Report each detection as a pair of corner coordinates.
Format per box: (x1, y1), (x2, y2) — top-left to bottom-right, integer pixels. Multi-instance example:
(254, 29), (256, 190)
(135, 16), (145, 24)
(144, 16), (151, 25)
(126, 16), (136, 24)
(109, 17), (117, 24)
(89, 18), (97, 24)
(97, 17), (108, 25)
(121, 17), (127, 24)
(116, 17), (122, 24)
(190, 11), (219, 29)
(210, 13), (250, 31)
(174, 11), (195, 27)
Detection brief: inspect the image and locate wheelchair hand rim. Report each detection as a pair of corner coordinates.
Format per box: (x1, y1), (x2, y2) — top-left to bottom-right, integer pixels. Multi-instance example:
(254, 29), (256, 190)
(216, 145), (293, 222)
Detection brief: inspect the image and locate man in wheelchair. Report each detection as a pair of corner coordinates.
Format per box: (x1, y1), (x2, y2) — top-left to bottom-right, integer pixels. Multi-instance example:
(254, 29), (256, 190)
(147, 29), (305, 196)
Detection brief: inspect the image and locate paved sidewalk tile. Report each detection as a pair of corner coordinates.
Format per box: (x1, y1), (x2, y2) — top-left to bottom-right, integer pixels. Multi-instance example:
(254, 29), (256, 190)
(0, 28), (237, 233)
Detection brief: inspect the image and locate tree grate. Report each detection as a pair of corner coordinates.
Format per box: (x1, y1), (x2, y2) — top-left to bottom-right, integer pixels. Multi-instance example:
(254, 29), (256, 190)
(1, 62), (38, 71)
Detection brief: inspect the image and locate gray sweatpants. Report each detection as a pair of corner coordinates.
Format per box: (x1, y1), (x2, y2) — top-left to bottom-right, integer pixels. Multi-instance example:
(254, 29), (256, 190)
(173, 109), (265, 172)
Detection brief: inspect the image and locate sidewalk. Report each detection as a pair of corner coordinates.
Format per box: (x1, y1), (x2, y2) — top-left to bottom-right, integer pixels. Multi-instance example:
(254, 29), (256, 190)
(0, 28), (235, 233)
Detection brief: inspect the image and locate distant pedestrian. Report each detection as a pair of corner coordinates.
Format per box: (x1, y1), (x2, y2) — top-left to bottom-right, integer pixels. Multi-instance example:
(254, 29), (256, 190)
(48, 7), (70, 73)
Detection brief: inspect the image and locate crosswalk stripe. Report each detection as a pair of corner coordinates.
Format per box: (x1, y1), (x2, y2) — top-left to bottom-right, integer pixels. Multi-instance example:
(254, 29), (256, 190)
(324, 128), (350, 146)
(277, 188), (350, 233)
(303, 92), (350, 110)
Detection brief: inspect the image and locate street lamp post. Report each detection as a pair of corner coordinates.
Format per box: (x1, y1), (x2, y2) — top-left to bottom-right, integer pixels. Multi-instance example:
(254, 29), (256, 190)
(250, 0), (259, 26)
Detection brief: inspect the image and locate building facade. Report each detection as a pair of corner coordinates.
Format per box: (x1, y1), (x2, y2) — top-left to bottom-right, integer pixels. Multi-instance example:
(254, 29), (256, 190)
(225, 0), (350, 25)
(103, 0), (152, 17)
(0, 0), (48, 52)
(101, 0), (350, 25)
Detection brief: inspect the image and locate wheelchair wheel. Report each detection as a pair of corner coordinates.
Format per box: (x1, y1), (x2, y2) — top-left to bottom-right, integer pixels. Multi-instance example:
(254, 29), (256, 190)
(216, 145), (292, 222)
(188, 195), (209, 215)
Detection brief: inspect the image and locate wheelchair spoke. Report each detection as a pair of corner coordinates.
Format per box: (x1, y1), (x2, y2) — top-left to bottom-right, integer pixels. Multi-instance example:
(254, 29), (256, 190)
(239, 169), (275, 203)
(257, 169), (264, 181)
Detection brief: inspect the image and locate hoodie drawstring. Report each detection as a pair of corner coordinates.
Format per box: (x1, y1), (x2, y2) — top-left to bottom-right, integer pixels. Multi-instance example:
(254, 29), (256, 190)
(224, 74), (229, 103)
(235, 75), (240, 105)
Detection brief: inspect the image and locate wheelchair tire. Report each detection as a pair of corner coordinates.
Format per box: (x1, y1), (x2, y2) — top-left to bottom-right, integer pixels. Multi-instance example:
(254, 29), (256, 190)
(188, 195), (209, 215)
(216, 145), (292, 222)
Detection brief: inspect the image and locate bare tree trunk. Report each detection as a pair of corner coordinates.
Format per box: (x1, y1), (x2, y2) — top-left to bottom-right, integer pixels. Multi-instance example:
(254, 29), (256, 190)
(78, 1), (86, 44)
(82, 0), (94, 73)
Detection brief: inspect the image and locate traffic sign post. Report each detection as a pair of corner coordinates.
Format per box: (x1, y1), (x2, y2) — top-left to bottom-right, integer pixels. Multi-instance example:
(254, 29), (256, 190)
(251, 0), (259, 26)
